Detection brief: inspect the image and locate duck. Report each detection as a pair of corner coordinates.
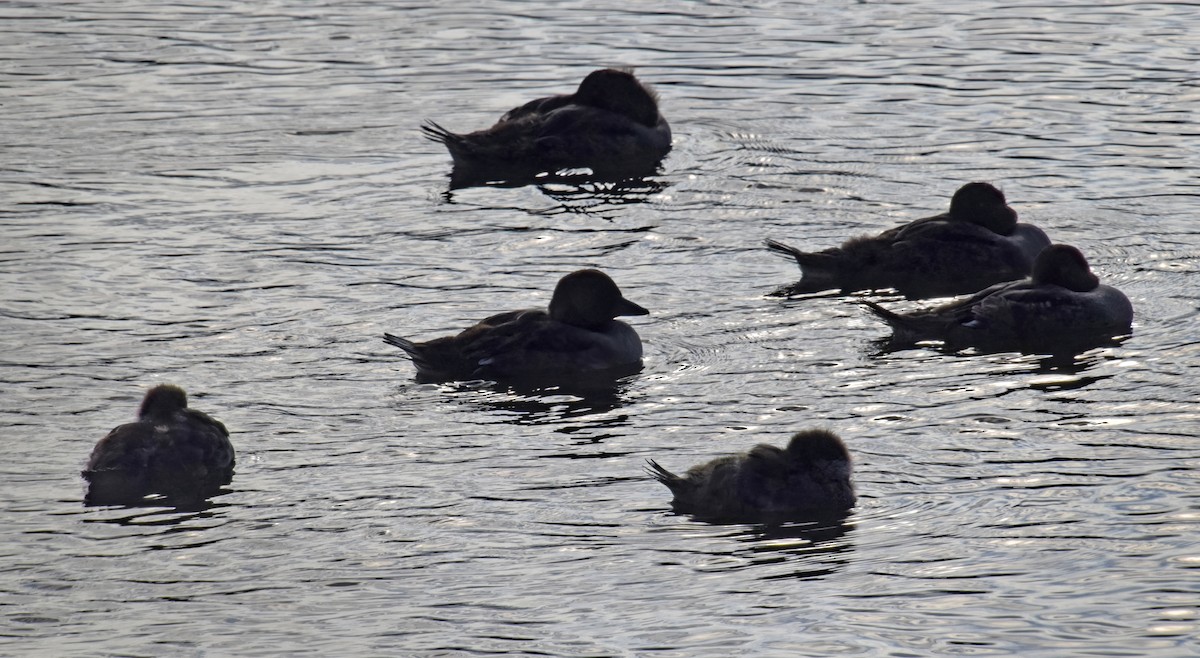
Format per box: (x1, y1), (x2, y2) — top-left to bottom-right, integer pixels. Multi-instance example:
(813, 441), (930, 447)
(864, 244), (1134, 353)
(422, 68), (671, 186)
(646, 429), (857, 522)
(82, 384), (235, 506)
(383, 268), (649, 383)
(765, 182), (1052, 299)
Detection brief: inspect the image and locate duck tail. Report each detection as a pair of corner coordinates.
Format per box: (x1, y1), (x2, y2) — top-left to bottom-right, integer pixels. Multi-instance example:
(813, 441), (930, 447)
(644, 459), (681, 490)
(861, 301), (936, 343)
(421, 120), (461, 147)
(382, 333), (420, 360)
(764, 238), (805, 262)
(765, 238), (842, 296)
(861, 300), (904, 327)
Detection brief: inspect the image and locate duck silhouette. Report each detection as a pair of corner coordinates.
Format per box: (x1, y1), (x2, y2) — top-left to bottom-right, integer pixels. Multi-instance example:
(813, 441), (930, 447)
(423, 68), (671, 187)
(384, 269), (649, 384)
(766, 182), (1051, 299)
(864, 244), (1133, 353)
(82, 384), (234, 506)
(646, 429), (856, 522)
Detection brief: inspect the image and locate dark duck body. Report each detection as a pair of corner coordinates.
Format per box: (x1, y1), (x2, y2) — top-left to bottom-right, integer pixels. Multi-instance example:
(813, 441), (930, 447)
(383, 269), (649, 384)
(83, 384), (235, 506)
(423, 68), (671, 187)
(646, 429), (856, 523)
(766, 182), (1051, 299)
(865, 244), (1133, 354)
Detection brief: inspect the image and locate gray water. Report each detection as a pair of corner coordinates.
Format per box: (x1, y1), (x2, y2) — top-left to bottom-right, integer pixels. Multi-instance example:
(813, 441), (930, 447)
(3, 1), (1199, 656)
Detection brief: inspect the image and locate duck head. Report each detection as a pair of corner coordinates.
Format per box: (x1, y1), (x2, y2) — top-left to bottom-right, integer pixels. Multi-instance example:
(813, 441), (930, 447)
(548, 269), (649, 329)
(786, 429), (852, 464)
(1032, 244), (1100, 292)
(138, 384), (189, 421)
(948, 182), (1018, 235)
(574, 69), (661, 127)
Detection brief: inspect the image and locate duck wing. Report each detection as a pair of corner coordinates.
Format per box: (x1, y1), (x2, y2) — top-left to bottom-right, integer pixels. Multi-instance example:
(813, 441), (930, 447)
(177, 409), (235, 475)
(463, 313), (625, 378)
(864, 280), (1023, 343)
(883, 222), (1033, 298)
(963, 284), (1131, 339)
(530, 104), (668, 166)
(498, 93), (574, 123)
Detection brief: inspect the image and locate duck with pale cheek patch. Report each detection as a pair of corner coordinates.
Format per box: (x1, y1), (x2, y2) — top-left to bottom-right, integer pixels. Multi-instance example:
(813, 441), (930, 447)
(384, 269), (649, 384)
(864, 244), (1133, 353)
(766, 182), (1051, 299)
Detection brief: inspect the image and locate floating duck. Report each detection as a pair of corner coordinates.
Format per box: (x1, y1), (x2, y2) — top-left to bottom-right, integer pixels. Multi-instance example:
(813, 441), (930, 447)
(766, 182), (1051, 299)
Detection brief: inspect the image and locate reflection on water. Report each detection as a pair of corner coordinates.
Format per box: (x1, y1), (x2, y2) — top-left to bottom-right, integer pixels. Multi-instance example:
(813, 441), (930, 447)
(535, 176), (672, 215)
(442, 162), (671, 192)
(648, 518), (856, 581)
(868, 331), (1131, 374)
(439, 376), (639, 428)
(442, 174), (672, 220)
(81, 498), (233, 530)
(3, 0), (1200, 655)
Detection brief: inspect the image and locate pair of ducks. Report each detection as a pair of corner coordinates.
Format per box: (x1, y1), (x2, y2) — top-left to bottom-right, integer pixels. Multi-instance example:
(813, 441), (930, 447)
(83, 70), (1133, 520)
(85, 383), (853, 522)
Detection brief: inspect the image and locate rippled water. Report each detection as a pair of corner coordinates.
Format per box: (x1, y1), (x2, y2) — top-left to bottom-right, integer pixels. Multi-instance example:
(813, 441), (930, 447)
(3, 1), (1199, 655)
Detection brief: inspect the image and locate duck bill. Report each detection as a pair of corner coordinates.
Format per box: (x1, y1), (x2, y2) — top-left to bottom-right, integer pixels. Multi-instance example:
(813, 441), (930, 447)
(616, 297), (650, 317)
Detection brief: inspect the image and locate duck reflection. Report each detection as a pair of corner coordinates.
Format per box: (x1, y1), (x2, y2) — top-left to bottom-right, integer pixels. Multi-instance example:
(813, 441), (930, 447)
(1025, 349), (1122, 391)
(536, 175), (670, 214)
(442, 164), (670, 193)
(652, 517), (856, 581)
(868, 334), (1125, 391)
(732, 519), (855, 581)
(81, 497), (232, 528)
(438, 173), (671, 226)
(868, 332), (1129, 362)
(414, 373), (640, 429)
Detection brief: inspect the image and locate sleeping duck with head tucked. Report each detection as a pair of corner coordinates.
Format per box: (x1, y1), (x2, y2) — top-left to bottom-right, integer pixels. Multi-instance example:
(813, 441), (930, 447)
(82, 384), (235, 506)
(646, 429), (857, 523)
(864, 244), (1133, 354)
(423, 68), (671, 187)
(384, 269), (649, 384)
(766, 182), (1051, 299)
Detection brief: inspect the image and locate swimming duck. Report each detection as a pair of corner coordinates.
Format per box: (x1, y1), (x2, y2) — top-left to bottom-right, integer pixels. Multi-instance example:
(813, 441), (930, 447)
(864, 244), (1133, 353)
(82, 384), (235, 506)
(646, 429), (856, 522)
(766, 182), (1051, 299)
(423, 68), (671, 186)
(383, 268), (649, 383)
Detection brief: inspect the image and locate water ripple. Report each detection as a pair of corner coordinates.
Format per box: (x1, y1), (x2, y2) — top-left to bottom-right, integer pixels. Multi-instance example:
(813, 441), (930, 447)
(3, 0), (1200, 655)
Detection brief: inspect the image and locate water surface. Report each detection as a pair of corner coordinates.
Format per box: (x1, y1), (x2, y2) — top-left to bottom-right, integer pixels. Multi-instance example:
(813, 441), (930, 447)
(2, 1), (1199, 655)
